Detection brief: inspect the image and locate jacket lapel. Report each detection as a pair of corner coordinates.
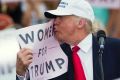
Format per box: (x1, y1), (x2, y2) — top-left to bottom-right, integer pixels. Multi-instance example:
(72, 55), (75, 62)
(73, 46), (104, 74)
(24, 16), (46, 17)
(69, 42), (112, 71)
(93, 35), (103, 80)
(61, 43), (74, 80)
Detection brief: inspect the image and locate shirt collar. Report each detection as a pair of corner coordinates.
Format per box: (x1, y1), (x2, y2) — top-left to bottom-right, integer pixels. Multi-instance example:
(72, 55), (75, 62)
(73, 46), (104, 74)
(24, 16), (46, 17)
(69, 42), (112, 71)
(77, 33), (92, 53)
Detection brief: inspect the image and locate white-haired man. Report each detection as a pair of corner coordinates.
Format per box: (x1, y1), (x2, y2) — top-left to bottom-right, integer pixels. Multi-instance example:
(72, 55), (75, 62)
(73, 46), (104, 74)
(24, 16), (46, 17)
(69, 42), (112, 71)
(16, 0), (120, 80)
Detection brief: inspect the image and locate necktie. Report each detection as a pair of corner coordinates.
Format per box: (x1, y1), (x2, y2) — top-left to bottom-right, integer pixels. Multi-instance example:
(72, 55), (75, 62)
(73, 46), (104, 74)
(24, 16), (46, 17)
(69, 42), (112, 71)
(72, 46), (86, 80)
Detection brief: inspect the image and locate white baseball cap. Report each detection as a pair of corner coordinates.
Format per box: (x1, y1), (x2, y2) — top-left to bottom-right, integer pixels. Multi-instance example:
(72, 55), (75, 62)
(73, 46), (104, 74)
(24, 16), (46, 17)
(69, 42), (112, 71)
(44, 0), (95, 23)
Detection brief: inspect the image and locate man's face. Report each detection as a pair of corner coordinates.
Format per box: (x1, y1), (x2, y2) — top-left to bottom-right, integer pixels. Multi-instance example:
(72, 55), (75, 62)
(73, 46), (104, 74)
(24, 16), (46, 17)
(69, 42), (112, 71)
(53, 15), (79, 43)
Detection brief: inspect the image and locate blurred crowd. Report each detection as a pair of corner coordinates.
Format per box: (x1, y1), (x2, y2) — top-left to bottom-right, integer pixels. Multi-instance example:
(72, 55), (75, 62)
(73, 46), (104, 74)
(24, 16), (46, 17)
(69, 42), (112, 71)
(0, 0), (120, 38)
(0, 0), (60, 28)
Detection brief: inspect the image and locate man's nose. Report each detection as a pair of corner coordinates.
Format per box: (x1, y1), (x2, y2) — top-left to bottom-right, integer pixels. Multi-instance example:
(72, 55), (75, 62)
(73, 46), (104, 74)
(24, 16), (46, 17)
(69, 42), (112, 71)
(54, 17), (61, 25)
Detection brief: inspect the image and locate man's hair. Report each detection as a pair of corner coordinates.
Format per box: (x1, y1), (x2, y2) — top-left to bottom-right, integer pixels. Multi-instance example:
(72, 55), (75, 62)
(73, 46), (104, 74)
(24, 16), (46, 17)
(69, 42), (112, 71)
(85, 19), (92, 33)
(74, 15), (100, 34)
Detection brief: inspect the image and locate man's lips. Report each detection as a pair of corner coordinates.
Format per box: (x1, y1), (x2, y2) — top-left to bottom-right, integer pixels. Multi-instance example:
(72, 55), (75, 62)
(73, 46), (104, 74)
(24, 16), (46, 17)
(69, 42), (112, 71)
(54, 30), (58, 33)
(53, 25), (58, 32)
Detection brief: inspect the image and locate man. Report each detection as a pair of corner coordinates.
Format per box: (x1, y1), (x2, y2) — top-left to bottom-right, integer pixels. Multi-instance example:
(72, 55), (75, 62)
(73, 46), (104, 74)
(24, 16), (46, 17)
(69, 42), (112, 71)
(16, 0), (120, 80)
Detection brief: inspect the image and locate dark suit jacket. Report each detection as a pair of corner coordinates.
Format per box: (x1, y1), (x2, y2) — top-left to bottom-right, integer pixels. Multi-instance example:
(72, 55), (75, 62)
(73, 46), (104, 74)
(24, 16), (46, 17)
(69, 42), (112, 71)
(50, 36), (120, 80)
(17, 35), (120, 80)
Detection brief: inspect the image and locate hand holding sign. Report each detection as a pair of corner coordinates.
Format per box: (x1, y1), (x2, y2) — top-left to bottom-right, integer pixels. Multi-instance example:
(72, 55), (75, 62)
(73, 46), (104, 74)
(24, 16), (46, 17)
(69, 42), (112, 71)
(16, 48), (33, 76)
(16, 20), (68, 80)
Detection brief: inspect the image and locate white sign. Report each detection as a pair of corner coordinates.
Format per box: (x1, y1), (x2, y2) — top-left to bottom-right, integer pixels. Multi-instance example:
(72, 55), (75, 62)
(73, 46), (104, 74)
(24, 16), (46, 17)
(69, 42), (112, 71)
(17, 20), (68, 80)
(0, 28), (20, 80)
(87, 0), (120, 9)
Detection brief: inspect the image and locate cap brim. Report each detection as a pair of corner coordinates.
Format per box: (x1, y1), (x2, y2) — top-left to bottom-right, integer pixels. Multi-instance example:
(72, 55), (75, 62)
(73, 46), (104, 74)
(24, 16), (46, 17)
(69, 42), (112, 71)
(44, 9), (72, 18)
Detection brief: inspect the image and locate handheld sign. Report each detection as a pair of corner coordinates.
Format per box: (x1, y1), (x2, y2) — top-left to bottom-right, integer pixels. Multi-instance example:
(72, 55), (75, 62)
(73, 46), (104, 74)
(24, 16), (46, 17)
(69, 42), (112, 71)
(16, 20), (68, 80)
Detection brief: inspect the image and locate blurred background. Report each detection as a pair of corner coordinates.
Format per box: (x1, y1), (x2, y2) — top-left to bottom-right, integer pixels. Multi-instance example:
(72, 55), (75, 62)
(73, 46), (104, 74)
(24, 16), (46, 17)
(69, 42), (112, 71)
(0, 0), (120, 80)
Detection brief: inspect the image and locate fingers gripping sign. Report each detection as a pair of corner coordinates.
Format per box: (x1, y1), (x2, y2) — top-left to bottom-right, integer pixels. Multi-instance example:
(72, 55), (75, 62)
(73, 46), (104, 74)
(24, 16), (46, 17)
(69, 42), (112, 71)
(16, 48), (33, 76)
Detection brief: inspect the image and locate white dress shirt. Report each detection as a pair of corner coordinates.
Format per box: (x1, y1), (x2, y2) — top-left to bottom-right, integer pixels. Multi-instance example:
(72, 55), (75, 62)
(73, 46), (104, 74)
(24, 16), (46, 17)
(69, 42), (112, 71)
(17, 70), (29, 80)
(17, 33), (93, 80)
(76, 33), (93, 80)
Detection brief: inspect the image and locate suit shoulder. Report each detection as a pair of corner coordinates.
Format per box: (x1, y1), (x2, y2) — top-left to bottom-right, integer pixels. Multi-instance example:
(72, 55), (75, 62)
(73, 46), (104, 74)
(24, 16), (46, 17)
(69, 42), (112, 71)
(105, 37), (120, 56)
(106, 37), (120, 46)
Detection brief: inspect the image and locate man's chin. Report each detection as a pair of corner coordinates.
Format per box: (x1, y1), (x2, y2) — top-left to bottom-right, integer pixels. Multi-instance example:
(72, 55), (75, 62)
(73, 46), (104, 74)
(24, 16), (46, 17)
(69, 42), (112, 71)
(54, 35), (64, 43)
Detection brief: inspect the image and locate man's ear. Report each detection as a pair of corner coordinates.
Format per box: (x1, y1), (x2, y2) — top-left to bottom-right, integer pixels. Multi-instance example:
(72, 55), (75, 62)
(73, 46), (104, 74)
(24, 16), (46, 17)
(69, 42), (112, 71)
(78, 19), (86, 28)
